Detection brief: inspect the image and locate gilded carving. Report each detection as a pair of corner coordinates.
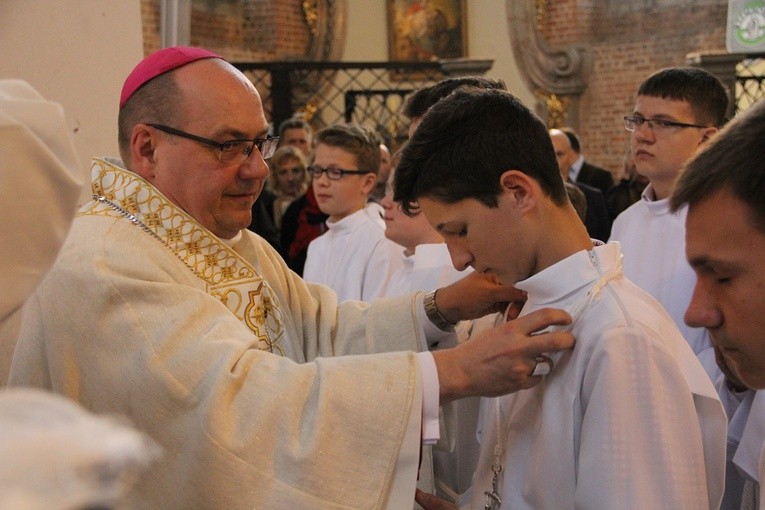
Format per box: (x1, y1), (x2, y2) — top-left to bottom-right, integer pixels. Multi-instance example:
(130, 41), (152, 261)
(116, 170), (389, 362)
(506, 0), (589, 123)
(302, 0), (319, 36)
(536, 90), (570, 128)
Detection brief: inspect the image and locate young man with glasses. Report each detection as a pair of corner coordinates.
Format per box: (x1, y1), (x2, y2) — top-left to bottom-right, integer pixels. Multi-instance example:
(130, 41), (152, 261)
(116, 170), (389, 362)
(302, 124), (404, 301)
(609, 67), (728, 380)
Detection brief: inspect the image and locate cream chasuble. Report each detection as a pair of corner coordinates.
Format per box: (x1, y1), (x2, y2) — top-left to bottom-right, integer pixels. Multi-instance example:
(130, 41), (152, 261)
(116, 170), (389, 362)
(464, 242), (726, 510)
(10, 158), (430, 509)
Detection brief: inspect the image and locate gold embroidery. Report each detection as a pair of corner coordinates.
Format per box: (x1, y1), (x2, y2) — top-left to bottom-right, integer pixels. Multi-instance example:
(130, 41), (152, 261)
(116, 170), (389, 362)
(167, 227), (183, 243)
(204, 253), (218, 267)
(145, 212), (162, 228)
(221, 265), (235, 280)
(121, 194), (139, 214)
(186, 240), (201, 255)
(81, 158), (284, 355)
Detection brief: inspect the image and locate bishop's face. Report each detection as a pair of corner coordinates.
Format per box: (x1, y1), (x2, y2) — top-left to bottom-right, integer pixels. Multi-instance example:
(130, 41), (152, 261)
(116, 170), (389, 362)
(684, 189), (765, 389)
(147, 59), (270, 239)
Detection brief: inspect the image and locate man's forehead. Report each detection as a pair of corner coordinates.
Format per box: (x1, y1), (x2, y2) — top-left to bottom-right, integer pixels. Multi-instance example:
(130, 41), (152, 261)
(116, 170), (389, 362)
(178, 61), (267, 132)
(418, 196), (463, 217)
(284, 128), (309, 139)
(634, 94), (693, 116)
(686, 190), (762, 261)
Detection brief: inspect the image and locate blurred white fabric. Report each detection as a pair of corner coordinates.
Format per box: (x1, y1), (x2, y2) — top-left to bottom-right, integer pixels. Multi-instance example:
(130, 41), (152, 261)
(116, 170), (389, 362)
(0, 388), (161, 510)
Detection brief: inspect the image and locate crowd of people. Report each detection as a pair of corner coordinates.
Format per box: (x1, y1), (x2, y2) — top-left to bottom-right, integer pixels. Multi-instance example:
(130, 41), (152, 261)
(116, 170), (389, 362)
(2, 44), (765, 510)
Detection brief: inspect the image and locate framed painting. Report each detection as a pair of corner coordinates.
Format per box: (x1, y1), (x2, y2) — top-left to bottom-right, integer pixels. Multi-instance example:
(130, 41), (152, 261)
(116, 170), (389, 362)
(387, 0), (467, 61)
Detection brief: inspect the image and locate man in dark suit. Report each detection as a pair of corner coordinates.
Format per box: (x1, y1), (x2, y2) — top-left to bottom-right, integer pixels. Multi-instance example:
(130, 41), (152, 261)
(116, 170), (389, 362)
(559, 127), (614, 194)
(550, 129), (612, 240)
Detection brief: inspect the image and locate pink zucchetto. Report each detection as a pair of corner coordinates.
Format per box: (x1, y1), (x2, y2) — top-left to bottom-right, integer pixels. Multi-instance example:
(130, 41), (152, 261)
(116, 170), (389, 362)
(119, 46), (222, 108)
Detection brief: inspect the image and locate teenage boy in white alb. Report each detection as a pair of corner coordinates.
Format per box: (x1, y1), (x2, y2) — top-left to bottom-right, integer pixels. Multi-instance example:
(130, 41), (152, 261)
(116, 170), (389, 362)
(395, 87), (726, 510)
(609, 67), (729, 378)
(303, 124), (403, 302)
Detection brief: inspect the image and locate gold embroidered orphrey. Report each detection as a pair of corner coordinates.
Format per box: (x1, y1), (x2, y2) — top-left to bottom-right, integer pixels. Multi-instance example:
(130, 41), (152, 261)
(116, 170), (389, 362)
(80, 158), (285, 355)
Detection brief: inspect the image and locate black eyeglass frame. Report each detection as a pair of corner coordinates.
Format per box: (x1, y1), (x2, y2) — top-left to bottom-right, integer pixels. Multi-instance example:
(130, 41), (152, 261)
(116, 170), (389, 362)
(623, 116), (708, 132)
(148, 123), (279, 161)
(307, 165), (374, 180)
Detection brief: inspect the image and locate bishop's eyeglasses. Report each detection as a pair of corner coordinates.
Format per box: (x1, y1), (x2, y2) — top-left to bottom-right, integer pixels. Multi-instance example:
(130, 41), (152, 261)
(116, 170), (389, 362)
(623, 116), (708, 135)
(149, 124), (279, 164)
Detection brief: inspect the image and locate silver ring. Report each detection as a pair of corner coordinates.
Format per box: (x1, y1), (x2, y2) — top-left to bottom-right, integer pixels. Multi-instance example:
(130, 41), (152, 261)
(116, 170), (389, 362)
(531, 355), (552, 376)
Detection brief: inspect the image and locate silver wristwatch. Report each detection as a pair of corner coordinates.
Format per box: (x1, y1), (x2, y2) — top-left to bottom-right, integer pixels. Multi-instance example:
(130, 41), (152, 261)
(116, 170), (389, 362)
(423, 290), (456, 332)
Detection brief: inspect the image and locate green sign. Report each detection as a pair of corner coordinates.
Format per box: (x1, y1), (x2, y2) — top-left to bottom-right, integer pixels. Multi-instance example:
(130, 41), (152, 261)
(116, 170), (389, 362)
(728, 0), (765, 52)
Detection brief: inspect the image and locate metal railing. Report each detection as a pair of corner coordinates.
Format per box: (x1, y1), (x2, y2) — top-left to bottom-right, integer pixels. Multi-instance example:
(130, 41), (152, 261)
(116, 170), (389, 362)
(735, 57), (765, 113)
(233, 59), (492, 150)
(688, 52), (765, 118)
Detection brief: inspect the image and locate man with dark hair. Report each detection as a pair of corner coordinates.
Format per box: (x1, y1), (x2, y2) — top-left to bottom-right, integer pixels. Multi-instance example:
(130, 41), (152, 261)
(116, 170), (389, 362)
(403, 76), (506, 137)
(550, 128), (612, 240)
(610, 66), (729, 379)
(395, 87), (725, 509)
(558, 127), (614, 194)
(8, 47), (576, 509)
(671, 99), (765, 510)
(277, 116), (314, 156)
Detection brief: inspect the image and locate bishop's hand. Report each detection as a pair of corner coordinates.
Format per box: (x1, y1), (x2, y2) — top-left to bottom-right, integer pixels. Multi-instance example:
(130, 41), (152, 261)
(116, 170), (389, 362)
(433, 308), (574, 404)
(433, 271), (527, 324)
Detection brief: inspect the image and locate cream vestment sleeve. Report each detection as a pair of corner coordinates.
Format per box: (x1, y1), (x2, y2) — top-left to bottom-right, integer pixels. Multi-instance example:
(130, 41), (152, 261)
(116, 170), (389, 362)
(10, 159), (432, 509)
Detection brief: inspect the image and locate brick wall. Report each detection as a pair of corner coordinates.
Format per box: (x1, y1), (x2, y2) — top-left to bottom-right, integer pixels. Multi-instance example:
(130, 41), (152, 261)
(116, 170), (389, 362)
(542, 0), (728, 178)
(141, 0), (310, 60)
(139, 0), (730, 178)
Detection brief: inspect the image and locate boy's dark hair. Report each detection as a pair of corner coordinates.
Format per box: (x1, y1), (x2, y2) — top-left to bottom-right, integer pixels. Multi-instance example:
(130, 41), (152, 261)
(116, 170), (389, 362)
(314, 123), (381, 175)
(671, 100), (765, 233)
(403, 76), (507, 120)
(637, 67), (729, 127)
(394, 88), (567, 214)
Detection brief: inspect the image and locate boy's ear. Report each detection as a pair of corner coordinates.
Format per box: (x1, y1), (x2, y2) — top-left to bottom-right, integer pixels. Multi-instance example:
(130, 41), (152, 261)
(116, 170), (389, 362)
(700, 126), (719, 144)
(360, 171), (378, 194)
(499, 170), (537, 213)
